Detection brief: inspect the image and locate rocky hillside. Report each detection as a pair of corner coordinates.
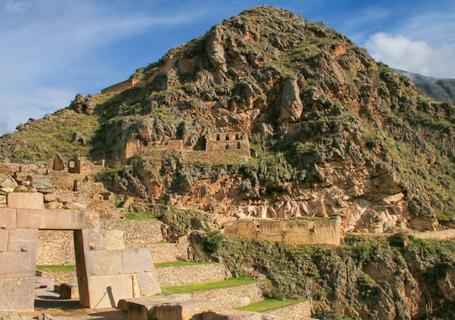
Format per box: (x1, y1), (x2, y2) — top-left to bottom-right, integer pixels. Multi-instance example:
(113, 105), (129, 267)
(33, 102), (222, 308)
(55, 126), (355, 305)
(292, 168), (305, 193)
(397, 69), (455, 104)
(2, 6), (455, 233)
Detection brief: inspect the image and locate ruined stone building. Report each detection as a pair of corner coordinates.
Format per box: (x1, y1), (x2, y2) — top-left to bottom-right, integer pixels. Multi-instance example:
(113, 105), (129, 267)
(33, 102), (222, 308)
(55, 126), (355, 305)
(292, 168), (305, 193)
(101, 77), (139, 95)
(123, 131), (251, 165)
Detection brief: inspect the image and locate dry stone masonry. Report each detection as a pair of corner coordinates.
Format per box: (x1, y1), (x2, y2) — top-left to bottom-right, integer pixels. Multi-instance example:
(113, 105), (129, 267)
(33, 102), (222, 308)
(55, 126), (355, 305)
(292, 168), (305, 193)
(0, 191), (160, 311)
(224, 217), (342, 246)
(123, 131), (250, 165)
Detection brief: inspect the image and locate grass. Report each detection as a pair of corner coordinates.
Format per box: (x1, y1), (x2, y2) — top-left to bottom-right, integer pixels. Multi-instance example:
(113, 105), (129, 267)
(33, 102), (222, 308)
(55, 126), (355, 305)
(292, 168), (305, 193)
(155, 261), (213, 268)
(161, 276), (258, 295)
(37, 264), (76, 272)
(236, 297), (307, 312)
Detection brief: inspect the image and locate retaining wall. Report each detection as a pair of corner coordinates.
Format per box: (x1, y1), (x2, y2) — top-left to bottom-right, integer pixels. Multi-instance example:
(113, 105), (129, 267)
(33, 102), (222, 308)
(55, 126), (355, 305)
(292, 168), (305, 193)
(225, 217), (342, 246)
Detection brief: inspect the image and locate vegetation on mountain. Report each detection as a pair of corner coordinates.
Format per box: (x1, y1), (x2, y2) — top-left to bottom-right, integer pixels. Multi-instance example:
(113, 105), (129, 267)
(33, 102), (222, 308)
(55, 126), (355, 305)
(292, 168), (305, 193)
(202, 233), (455, 319)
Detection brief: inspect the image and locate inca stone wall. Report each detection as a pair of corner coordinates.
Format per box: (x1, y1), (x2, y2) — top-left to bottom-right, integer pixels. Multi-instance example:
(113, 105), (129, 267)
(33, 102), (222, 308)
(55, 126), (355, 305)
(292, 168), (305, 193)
(225, 217), (342, 246)
(263, 301), (312, 320)
(101, 78), (138, 95)
(157, 263), (227, 287)
(36, 219), (185, 266)
(38, 230), (75, 265)
(125, 131), (250, 164)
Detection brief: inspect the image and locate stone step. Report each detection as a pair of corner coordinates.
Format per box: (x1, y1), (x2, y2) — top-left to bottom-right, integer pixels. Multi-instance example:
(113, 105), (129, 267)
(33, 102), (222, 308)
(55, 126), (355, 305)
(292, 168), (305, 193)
(156, 262), (228, 287)
(121, 280), (266, 319)
(236, 298), (313, 320)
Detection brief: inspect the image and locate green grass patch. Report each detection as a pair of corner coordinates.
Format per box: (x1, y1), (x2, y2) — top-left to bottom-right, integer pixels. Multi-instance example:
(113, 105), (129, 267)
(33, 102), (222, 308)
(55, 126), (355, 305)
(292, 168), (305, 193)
(161, 276), (258, 295)
(37, 264), (76, 272)
(155, 261), (213, 268)
(236, 297), (306, 313)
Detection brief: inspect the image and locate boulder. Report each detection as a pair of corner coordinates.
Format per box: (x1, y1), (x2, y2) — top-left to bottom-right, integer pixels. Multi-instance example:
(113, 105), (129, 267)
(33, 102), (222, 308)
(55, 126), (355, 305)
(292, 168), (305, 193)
(278, 77), (303, 122)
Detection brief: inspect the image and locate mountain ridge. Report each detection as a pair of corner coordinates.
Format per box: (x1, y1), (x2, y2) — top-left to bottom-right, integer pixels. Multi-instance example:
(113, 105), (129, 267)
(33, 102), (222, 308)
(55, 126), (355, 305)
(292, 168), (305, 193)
(1, 5), (455, 231)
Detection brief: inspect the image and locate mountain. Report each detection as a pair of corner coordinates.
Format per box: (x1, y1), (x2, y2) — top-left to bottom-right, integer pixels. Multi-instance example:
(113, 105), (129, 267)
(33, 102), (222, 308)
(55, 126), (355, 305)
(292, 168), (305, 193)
(2, 6), (455, 233)
(2, 6), (455, 318)
(397, 69), (455, 103)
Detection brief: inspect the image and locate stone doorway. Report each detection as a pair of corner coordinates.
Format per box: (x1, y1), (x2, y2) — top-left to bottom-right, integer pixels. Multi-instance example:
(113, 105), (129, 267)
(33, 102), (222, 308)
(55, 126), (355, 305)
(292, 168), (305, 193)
(0, 192), (160, 312)
(35, 230), (80, 310)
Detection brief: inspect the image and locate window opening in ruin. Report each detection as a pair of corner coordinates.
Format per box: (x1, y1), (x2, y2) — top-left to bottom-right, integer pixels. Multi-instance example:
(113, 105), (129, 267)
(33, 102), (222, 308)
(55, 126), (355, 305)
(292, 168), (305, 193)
(216, 134), (221, 141)
(236, 134), (240, 140)
(225, 144), (230, 150)
(225, 134), (230, 141)
(237, 142), (241, 149)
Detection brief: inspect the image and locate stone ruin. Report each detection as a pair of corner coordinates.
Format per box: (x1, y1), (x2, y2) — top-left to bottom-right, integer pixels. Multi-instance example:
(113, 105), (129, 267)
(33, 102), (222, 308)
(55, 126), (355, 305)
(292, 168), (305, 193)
(224, 216), (342, 246)
(123, 130), (251, 165)
(52, 154), (105, 175)
(101, 77), (139, 95)
(0, 192), (160, 311)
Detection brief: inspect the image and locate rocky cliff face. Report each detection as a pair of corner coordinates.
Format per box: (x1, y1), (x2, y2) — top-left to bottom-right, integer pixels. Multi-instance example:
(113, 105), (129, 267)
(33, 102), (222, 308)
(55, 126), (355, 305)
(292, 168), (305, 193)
(214, 234), (455, 319)
(2, 6), (455, 233)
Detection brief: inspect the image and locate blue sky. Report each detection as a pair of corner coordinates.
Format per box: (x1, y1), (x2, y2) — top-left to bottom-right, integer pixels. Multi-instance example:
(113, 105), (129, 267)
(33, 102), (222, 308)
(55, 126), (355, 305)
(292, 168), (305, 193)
(1, 0), (454, 134)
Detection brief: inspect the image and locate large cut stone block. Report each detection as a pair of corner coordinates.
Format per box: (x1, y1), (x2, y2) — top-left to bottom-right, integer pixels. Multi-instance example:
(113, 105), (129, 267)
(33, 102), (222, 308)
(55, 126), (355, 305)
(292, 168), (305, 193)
(201, 311), (262, 320)
(0, 277), (35, 311)
(0, 208), (17, 229)
(136, 272), (161, 296)
(122, 248), (154, 274)
(7, 229), (38, 252)
(105, 230), (125, 250)
(154, 300), (218, 320)
(7, 192), (43, 209)
(15, 209), (42, 228)
(85, 249), (123, 276)
(81, 229), (125, 252)
(120, 295), (193, 320)
(0, 252), (36, 278)
(16, 209), (99, 230)
(0, 230), (7, 252)
(60, 283), (79, 299)
(87, 274), (133, 309)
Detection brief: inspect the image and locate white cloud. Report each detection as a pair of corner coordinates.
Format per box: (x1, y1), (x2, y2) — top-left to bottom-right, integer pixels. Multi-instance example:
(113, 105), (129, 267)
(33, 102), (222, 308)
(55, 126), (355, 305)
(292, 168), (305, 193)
(0, 87), (75, 134)
(365, 32), (455, 78)
(0, 0), (204, 134)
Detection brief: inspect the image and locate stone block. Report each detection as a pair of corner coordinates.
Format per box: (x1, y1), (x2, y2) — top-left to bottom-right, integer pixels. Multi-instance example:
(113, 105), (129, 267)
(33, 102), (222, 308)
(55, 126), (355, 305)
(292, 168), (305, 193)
(105, 230), (125, 250)
(7, 229), (38, 252)
(136, 272), (161, 296)
(87, 274), (133, 309)
(0, 277), (35, 311)
(201, 310), (262, 320)
(16, 209), (43, 228)
(122, 248), (154, 274)
(16, 209), (99, 230)
(0, 252), (36, 278)
(0, 208), (17, 229)
(81, 229), (124, 252)
(0, 230), (7, 252)
(154, 300), (218, 320)
(81, 229), (107, 251)
(35, 276), (55, 289)
(85, 249), (123, 276)
(7, 192), (43, 209)
(60, 283), (79, 299)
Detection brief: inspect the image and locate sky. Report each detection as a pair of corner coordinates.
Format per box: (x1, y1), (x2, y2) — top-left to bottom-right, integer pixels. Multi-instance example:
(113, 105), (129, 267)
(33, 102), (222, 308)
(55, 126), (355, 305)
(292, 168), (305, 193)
(0, 0), (454, 134)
